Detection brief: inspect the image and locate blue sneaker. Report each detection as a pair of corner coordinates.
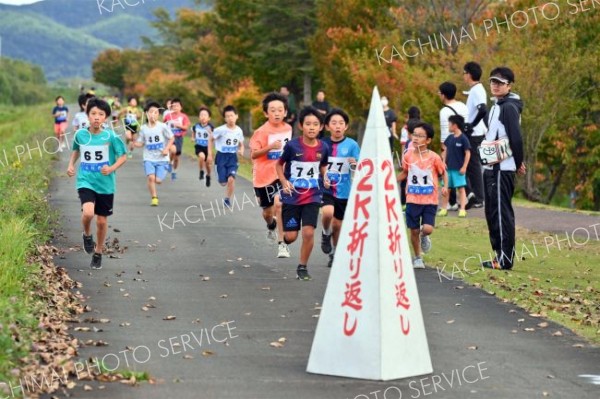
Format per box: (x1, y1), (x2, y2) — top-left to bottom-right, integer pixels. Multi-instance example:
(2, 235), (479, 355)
(171, 172), (177, 181)
(223, 198), (232, 208)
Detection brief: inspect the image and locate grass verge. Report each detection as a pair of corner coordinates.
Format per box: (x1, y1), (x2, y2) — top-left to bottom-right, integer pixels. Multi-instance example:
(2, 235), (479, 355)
(0, 103), (59, 391)
(428, 215), (600, 344)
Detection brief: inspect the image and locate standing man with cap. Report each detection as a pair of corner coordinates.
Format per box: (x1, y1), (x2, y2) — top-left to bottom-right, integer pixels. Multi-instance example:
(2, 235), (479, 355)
(463, 61), (487, 209)
(482, 66), (526, 270)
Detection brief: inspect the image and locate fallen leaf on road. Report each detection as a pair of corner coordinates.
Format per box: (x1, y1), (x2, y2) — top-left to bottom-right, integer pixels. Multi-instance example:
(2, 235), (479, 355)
(572, 343), (584, 348)
(261, 287), (271, 291)
(113, 228), (121, 232)
(552, 331), (563, 337)
(183, 355), (193, 359)
(103, 282), (111, 288)
(141, 307), (149, 311)
(270, 342), (284, 348)
(119, 322), (131, 327)
(446, 320), (455, 324)
(148, 296), (156, 301)
(83, 385), (93, 391)
(74, 327), (91, 332)
(220, 294), (228, 298)
(269, 298), (275, 302)
(228, 270), (235, 275)
(237, 257), (243, 261)
(517, 318), (525, 323)
(467, 346), (478, 350)
(202, 276), (210, 281)
(537, 322), (549, 328)
(524, 328), (535, 332)
(163, 315), (176, 321)
(242, 264), (251, 268)
(202, 350), (215, 356)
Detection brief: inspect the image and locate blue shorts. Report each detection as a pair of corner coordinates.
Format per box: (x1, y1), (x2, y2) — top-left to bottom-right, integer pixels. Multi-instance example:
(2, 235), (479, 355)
(144, 161), (169, 181)
(405, 204), (437, 229)
(447, 169), (467, 188)
(215, 152), (238, 184)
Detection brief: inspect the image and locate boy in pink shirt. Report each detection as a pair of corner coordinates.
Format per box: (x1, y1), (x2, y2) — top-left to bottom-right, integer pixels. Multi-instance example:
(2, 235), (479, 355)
(398, 122), (447, 269)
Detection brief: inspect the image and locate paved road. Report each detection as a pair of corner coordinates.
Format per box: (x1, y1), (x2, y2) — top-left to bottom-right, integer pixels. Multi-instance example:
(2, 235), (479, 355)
(48, 149), (600, 399)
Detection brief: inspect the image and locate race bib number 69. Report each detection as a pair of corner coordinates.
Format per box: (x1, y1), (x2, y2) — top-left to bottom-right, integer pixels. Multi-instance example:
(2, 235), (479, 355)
(80, 145), (109, 172)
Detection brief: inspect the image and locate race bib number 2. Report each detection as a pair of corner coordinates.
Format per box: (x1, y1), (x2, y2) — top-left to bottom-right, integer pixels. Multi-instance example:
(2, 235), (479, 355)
(80, 145), (109, 172)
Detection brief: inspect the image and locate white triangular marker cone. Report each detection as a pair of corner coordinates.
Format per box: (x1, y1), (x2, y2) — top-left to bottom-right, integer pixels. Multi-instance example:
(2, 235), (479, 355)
(307, 86), (433, 381)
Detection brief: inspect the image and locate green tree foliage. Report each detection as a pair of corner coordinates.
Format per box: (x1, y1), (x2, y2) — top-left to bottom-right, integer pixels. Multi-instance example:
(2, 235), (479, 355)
(0, 58), (50, 105)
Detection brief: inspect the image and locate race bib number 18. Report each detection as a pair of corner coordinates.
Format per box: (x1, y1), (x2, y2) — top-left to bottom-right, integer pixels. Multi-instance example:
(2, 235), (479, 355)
(80, 145), (109, 172)
(146, 135), (164, 151)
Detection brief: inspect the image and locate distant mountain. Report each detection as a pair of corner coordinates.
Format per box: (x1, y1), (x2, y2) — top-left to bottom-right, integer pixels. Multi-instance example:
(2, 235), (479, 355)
(0, 0), (206, 80)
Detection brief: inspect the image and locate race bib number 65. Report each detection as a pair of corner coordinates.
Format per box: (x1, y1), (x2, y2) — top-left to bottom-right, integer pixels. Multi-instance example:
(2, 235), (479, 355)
(80, 145), (109, 172)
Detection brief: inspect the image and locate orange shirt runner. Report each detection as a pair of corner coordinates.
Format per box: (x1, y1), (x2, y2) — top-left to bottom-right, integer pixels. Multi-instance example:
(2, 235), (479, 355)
(402, 149), (446, 205)
(250, 121), (293, 188)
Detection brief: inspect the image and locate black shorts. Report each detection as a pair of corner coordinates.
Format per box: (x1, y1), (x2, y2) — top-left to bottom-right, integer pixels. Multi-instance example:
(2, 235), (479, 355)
(195, 144), (208, 158)
(174, 136), (184, 155)
(254, 180), (282, 209)
(78, 188), (114, 217)
(322, 193), (348, 220)
(405, 203), (437, 230)
(125, 123), (139, 134)
(282, 203), (320, 231)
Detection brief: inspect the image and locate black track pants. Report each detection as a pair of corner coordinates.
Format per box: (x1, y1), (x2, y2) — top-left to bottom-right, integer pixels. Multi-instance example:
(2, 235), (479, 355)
(483, 169), (516, 269)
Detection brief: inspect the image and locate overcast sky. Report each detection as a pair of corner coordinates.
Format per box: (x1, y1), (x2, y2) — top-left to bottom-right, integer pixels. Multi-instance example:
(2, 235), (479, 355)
(0, 0), (44, 5)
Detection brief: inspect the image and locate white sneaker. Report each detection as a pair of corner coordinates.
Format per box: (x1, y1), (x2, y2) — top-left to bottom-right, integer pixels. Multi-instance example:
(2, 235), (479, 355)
(413, 257), (425, 269)
(448, 203), (459, 211)
(266, 228), (278, 242)
(277, 243), (291, 258)
(420, 234), (432, 253)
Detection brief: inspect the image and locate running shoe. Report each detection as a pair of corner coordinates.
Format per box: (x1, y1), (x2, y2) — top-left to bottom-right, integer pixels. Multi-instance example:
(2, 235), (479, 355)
(90, 253), (102, 270)
(296, 266), (312, 281)
(448, 203), (459, 211)
(83, 233), (95, 255)
(277, 243), (291, 258)
(171, 172), (177, 181)
(465, 192), (477, 210)
(412, 257), (425, 269)
(151, 197), (159, 206)
(223, 198), (232, 208)
(437, 208), (448, 217)
(206, 175), (211, 187)
(199, 170), (205, 180)
(327, 253), (334, 268)
(481, 259), (503, 269)
(420, 233), (432, 253)
(473, 202), (484, 208)
(127, 151), (133, 159)
(321, 232), (332, 254)
(458, 209), (467, 218)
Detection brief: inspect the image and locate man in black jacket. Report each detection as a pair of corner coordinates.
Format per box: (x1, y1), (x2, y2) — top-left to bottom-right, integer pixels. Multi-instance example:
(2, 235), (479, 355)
(482, 67), (526, 270)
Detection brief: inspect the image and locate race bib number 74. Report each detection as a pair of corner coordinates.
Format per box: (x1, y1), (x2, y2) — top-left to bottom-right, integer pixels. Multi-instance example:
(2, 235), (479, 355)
(290, 161), (320, 189)
(80, 145), (109, 172)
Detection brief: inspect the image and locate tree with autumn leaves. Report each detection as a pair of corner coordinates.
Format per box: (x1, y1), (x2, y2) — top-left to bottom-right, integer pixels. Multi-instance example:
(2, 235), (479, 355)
(92, 0), (600, 209)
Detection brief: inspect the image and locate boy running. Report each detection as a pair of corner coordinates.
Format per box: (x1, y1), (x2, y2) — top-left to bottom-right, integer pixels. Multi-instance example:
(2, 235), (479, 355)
(66, 98), (127, 269)
(52, 96), (69, 151)
(119, 97), (143, 158)
(191, 106), (214, 186)
(72, 93), (94, 131)
(213, 105), (244, 207)
(321, 108), (360, 267)
(397, 122), (447, 269)
(163, 98), (190, 180)
(134, 101), (174, 206)
(276, 106), (330, 280)
(249, 92), (292, 259)
(440, 115), (471, 218)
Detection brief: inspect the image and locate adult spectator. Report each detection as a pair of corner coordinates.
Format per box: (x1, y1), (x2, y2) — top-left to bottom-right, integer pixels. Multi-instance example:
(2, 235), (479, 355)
(280, 86), (297, 128)
(482, 66), (525, 270)
(381, 96), (399, 152)
(437, 81), (468, 214)
(312, 90), (331, 116)
(463, 61), (487, 209)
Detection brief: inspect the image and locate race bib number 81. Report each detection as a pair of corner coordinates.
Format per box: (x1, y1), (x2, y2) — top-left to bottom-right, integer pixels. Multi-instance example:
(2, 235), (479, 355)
(267, 132), (291, 160)
(290, 161), (320, 189)
(80, 145), (109, 172)
(407, 166), (434, 195)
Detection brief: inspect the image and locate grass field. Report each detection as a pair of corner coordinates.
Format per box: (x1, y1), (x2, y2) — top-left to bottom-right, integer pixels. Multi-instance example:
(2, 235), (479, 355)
(0, 103), (59, 388)
(428, 216), (600, 344)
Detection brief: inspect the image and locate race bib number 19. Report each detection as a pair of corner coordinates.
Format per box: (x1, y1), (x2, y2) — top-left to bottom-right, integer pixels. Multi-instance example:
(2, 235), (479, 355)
(80, 145), (109, 172)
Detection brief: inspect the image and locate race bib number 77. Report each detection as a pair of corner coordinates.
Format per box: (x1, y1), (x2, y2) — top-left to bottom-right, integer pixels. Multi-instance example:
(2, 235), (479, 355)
(80, 145), (109, 172)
